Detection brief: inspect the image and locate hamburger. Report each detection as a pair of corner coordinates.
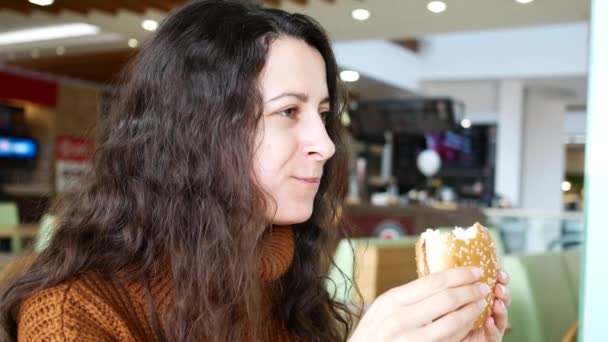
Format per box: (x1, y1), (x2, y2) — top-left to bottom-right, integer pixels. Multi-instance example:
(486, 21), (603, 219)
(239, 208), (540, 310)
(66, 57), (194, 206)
(415, 222), (498, 329)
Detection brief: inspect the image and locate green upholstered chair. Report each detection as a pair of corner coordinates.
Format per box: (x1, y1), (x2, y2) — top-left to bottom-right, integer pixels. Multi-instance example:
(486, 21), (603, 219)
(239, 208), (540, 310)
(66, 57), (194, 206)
(504, 252), (578, 342)
(327, 236), (419, 304)
(0, 202), (22, 253)
(502, 255), (543, 342)
(561, 248), (581, 305)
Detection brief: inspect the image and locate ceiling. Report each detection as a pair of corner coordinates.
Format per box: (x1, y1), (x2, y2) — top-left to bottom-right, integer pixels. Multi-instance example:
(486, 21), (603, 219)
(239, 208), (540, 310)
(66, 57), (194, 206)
(0, 0), (336, 15)
(281, 0), (590, 40)
(0, 0), (591, 53)
(0, 0), (591, 89)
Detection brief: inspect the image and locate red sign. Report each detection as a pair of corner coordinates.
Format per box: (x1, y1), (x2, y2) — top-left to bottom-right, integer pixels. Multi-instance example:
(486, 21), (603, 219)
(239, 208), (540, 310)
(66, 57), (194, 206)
(56, 136), (95, 162)
(55, 136), (95, 193)
(0, 70), (58, 108)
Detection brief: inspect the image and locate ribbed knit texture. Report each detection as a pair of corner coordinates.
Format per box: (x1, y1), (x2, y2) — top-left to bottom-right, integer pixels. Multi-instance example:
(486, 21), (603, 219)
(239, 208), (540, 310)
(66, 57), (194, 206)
(17, 225), (297, 341)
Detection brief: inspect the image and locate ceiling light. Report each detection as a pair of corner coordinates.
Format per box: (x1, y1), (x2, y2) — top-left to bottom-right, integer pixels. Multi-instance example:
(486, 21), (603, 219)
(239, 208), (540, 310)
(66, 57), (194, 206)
(142, 20), (159, 32)
(28, 0), (54, 6)
(351, 8), (371, 21)
(427, 1), (447, 13)
(515, 0), (534, 3)
(340, 70), (360, 82)
(460, 118), (472, 129)
(561, 181), (572, 192)
(56, 46), (65, 55)
(0, 23), (99, 46)
(128, 38), (139, 48)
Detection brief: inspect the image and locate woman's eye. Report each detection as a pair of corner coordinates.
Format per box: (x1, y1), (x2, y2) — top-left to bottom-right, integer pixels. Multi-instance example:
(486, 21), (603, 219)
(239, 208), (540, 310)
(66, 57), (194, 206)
(320, 111), (331, 124)
(279, 107), (298, 118)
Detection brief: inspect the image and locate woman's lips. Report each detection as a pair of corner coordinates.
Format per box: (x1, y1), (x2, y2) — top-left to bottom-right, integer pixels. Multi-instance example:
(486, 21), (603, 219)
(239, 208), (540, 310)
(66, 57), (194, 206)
(292, 176), (321, 184)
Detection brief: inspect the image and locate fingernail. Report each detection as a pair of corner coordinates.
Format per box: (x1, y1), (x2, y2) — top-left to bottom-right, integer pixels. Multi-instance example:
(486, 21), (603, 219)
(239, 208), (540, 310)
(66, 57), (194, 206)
(501, 271), (509, 281)
(477, 299), (487, 310)
(479, 283), (491, 296)
(487, 317), (495, 326)
(472, 268), (482, 279)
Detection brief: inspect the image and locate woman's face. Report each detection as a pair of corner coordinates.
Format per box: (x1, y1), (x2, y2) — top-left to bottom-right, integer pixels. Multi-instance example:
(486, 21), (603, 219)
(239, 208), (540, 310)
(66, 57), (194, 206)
(254, 36), (336, 225)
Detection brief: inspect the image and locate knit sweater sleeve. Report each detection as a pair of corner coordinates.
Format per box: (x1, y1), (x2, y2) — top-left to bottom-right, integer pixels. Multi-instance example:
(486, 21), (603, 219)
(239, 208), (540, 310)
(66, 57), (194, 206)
(18, 282), (117, 341)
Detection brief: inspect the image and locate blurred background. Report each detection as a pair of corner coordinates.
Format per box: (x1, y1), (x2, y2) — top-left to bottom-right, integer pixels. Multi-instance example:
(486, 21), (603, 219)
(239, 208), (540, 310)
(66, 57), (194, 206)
(0, 0), (597, 341)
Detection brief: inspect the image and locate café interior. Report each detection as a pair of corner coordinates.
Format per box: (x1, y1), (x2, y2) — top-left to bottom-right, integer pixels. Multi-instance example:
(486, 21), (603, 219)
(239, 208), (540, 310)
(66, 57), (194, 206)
(1, 0), (606, 341)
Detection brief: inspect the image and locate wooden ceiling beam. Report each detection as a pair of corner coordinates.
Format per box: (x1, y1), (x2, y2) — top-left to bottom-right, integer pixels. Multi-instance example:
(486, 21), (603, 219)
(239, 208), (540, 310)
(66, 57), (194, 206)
(393, 38), (420, 53)
(0, 0), (180, 16)
(105, 2), (145, 14)
(0, 2), (33, 15)
(137, 0), (174, 13)
(72, 0), (119, 15)
(7, 49), (138, 84)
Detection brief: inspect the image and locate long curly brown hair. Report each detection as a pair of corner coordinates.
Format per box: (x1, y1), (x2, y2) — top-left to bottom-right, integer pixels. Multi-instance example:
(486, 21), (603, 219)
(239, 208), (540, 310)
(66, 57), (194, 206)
(0, 1), (355, 341)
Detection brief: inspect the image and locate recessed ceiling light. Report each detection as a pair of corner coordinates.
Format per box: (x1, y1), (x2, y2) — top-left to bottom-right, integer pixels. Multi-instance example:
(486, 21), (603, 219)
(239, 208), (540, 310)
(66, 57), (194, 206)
(142, 20), (159, 32)
(28, 0), (54, 6)
(561, 181), (572, 192)
(340, 70), (360, 82)
(0, 23), (99, 46)
(56, 46), (65, 55)
(351, 8), (371, 21)
(460, 118), (472, 129)
(515, 0), (534, 3)
(427, 1), (447, 13)
(128, 38), (139, 48)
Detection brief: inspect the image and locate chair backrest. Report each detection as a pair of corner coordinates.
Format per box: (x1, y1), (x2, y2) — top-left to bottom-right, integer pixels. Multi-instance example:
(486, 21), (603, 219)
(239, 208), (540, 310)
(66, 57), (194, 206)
(0, 202), (19, 227)
(561, 248), (581, 305)
(327, 237), (419, 304)
(502, 255), (543, 342)
(509, 252), (578, 342)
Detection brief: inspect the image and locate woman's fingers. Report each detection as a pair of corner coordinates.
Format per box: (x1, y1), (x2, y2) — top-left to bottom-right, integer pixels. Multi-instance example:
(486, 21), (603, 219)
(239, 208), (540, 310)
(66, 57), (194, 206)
(492, 299), (509, 333)
(494, 283), (511, 306)
(498, 270), (509, 286)
(417, 299), (486, 341)
(406, 282), (490, 327)
(385, 267), (482, 306)
(483, 316), (502, 342)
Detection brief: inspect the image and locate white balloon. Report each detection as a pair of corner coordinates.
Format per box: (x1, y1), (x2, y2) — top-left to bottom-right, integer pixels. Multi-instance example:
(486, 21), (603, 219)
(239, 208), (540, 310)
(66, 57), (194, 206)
(417, 149), (441, 177)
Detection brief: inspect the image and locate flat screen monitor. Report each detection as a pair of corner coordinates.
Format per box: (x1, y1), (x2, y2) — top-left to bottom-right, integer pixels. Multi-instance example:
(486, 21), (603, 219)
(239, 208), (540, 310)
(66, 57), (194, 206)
(0, 136), (38, 160)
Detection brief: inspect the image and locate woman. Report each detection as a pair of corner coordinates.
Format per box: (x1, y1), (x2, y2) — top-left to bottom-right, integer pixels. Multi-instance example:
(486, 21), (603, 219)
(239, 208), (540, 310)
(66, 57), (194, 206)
(0, 1), (509, 341)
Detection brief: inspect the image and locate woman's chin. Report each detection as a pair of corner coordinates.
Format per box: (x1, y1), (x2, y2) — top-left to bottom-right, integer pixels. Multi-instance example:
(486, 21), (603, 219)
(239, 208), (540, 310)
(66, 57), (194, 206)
(271, 210), (313, 226)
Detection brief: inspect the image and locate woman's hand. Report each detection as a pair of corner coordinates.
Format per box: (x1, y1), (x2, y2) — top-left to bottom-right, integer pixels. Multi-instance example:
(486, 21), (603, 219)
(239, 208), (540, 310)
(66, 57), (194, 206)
(462, 270), (511, 342)
(349, 267), (490, 342)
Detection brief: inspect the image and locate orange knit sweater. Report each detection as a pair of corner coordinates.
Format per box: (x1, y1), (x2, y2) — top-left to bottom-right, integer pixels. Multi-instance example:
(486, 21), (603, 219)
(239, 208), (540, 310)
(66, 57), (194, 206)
(17, 226), (298, 341)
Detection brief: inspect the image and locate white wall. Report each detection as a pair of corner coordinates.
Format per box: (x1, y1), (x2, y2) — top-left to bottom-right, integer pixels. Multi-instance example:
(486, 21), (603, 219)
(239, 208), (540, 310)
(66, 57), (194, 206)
(564, 111), (587, 136)
(495, 81), (525, 206)
(520, 89), (567, 212)
(418, 23), (589, 80)
(332, 39), (420, 90)
(581, 0), (608, 340)
(333, 23), (589, 90)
